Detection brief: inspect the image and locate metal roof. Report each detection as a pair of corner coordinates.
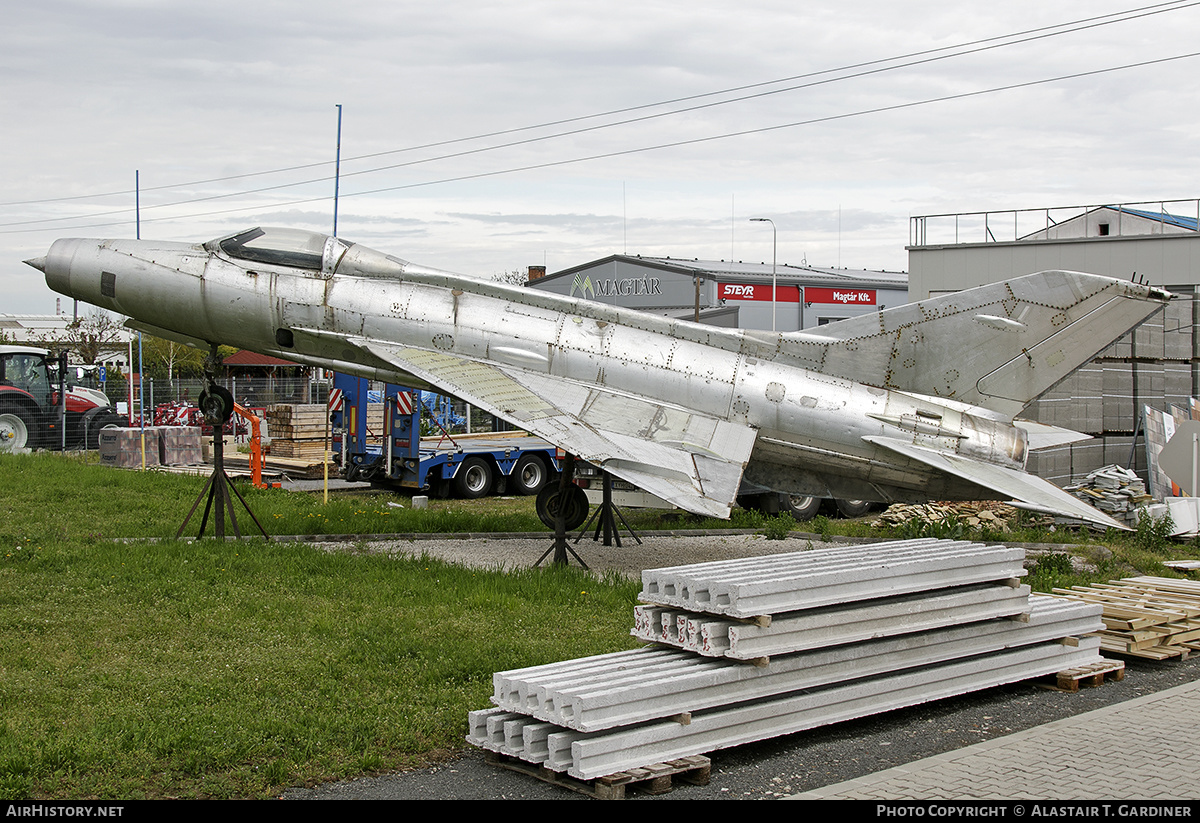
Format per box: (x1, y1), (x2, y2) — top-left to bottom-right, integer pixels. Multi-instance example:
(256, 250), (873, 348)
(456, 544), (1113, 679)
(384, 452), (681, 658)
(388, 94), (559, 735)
(1111, 206), (1199, 232)
(223, 349), (300, 367)
(543, 254), (907, 289)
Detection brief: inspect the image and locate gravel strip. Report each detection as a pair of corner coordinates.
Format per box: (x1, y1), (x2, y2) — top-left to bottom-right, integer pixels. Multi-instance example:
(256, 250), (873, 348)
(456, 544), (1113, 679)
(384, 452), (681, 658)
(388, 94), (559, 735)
(300, 531), (839, 577)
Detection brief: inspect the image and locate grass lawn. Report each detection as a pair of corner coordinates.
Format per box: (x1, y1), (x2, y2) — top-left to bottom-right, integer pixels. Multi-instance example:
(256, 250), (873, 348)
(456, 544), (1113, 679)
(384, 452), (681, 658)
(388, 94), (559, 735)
(1, 451), (1197, 798)
(0, 453), (639, 798)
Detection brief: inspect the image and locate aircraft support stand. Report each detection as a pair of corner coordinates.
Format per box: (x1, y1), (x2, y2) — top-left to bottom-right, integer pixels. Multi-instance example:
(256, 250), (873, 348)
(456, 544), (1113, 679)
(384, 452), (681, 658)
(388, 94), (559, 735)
(575, 471), (642, 548)
(535, 454), (589, 569)
(176, 353), (269, 541)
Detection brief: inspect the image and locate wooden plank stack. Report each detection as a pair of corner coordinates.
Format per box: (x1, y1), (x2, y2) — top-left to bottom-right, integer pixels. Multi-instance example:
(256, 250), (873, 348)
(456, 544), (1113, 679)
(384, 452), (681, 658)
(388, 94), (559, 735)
(1050, 576), (1200, 659)
(264, 404), (330, 461)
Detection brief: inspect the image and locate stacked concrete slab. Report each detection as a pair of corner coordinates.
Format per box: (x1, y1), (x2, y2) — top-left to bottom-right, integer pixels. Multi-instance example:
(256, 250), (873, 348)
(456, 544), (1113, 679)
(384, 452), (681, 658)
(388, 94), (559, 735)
(468, 539), (1104, 781)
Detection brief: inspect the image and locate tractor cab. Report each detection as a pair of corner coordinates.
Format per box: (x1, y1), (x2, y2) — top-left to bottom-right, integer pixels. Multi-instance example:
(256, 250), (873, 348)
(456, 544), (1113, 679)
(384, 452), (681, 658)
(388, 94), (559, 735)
(0, 346), (122, 451)
(0, 346), (56, 408)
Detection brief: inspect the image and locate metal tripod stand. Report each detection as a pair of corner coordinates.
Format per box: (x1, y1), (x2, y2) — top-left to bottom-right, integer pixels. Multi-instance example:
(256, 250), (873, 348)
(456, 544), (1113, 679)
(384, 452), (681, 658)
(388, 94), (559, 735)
(176, 350), (269, 540)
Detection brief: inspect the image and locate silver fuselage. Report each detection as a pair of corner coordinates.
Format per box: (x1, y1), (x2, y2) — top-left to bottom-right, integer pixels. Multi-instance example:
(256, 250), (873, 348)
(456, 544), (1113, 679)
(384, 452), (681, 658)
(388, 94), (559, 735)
(40, 233), (1026, 505)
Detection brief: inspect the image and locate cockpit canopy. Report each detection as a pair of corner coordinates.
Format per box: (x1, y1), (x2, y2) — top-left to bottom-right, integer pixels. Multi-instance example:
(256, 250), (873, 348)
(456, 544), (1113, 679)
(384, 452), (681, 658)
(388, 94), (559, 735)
(206, 227), (435, 281)
(209, 227), (347, 273)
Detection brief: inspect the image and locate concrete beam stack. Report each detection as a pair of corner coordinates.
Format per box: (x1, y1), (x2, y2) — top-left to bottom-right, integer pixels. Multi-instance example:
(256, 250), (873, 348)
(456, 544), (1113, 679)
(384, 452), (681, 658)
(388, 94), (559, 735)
(637, 539), (1024, 618)
(631, 583), (1031, 659)
(468, 539), (1105, 782)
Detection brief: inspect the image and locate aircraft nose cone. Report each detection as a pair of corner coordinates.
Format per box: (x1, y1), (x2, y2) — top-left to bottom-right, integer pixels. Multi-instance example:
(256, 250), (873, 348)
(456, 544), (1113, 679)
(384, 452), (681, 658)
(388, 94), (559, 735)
(24, 256), (47, 272)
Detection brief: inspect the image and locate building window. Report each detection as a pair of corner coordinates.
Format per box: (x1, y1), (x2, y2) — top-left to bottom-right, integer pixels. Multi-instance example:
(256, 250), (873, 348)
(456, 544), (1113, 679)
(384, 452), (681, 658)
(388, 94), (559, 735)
(1098, 223), (1110, 236)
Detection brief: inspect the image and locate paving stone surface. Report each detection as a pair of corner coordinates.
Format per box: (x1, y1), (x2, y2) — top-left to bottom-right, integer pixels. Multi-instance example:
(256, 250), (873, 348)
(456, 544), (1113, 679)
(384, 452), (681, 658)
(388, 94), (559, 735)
(789, 678), (1200, 800)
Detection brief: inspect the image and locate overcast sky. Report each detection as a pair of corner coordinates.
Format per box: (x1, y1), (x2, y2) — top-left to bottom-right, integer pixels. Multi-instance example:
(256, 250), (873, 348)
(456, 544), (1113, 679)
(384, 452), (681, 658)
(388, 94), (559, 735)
(4, 0), (1200, 314)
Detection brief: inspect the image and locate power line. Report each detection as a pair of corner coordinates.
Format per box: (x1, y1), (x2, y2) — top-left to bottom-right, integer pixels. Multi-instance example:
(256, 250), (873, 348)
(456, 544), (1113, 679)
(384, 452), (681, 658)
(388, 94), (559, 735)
(0, 0), (1192, 213)
(6, 50), (1196, 236)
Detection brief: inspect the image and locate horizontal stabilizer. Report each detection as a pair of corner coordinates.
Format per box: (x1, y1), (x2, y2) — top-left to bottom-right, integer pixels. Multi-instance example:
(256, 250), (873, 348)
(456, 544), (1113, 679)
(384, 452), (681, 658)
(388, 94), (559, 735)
(864, 435), (1128, 531)
(1013, 420), (1093, 451)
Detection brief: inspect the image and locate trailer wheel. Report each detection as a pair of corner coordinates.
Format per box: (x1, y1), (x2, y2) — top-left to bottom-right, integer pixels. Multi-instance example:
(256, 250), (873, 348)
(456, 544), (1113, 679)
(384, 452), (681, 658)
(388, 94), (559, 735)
(511, 454), (548, 495)
(782, 494), (821, 522)
(0, 403), (34, 452)
(454, 456), (494, 499)
(834, 499), (873, 518)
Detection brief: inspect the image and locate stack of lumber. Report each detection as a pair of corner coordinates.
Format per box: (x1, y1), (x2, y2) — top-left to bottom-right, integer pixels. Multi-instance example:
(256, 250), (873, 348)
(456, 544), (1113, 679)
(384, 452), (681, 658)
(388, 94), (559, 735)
(264, 404), (331, 460)
(1050, 576), (1200, 659)
(468, 538), (1107, 782)
(1063, 465), (1153, 525)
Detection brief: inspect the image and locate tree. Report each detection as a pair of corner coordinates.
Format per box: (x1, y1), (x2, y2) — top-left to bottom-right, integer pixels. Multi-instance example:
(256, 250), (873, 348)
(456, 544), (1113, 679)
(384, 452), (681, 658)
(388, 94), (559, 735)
(490, 269), (529, 287)
(141, 335), (206, 381)
(56, 311), (126, 366)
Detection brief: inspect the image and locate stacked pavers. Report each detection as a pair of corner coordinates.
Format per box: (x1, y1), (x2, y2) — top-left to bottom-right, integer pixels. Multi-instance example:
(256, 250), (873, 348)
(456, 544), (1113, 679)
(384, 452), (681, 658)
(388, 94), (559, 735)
(468, 538), (1104, 781)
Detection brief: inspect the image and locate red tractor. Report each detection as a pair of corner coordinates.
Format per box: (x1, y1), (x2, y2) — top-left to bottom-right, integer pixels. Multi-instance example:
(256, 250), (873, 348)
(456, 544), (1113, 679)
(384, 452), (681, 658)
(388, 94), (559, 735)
(0, 345), (125, 452)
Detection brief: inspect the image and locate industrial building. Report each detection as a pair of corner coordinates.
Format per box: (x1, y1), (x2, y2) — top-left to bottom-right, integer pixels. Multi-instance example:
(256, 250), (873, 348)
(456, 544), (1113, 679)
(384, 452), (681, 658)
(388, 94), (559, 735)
(525, 255), (908, 333)
(908, 199), (1200, 490)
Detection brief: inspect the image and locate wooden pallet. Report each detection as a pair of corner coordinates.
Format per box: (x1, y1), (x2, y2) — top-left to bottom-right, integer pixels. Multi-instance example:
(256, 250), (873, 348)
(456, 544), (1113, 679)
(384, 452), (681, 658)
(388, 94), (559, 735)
(268, 441), (333, 460)
(1043, 658), (1126, 692)
(483, 751), (710, 799)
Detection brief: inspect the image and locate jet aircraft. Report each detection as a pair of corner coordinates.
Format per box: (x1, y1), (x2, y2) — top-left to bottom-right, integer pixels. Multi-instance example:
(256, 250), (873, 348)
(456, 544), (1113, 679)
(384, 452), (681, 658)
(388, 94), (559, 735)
(27, 226), (1173, 530)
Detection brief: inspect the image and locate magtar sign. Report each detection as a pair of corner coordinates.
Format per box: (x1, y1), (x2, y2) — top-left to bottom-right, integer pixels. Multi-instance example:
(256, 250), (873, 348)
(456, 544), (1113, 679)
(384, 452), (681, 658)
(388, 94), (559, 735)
(571, 273), (663, 299)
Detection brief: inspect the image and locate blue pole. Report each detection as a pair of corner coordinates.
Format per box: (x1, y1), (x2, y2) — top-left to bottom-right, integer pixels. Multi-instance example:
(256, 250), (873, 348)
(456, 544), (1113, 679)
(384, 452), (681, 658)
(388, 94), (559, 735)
(333, 104), (342, 237)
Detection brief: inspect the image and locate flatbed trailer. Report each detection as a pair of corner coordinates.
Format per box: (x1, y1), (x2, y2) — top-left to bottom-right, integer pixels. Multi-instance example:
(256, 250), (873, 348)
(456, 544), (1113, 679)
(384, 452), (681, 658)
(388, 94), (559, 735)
(332, 374), (560, 498)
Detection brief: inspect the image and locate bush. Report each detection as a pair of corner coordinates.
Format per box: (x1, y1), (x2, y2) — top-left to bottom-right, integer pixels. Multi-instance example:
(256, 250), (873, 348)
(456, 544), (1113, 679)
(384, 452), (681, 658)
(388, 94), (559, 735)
(1134, 509), (1176, 552)
(761, 513), (794, 540)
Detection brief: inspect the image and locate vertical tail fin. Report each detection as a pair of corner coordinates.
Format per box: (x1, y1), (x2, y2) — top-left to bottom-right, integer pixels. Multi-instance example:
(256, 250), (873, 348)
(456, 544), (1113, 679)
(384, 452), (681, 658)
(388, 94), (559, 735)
(780, 271), (1171, 417)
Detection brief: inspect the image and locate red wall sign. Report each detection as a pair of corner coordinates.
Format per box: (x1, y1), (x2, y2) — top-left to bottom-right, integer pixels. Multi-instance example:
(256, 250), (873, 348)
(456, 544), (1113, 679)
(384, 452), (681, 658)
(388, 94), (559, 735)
(805, 287), (876, 305)
(718, 283), (800, 302)
(719, 283), (876, 304)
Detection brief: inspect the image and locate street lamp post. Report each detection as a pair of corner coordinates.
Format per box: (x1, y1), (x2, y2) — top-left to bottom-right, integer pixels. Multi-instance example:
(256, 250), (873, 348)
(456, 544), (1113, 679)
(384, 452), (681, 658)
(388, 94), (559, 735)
(749, 217), (777, 331)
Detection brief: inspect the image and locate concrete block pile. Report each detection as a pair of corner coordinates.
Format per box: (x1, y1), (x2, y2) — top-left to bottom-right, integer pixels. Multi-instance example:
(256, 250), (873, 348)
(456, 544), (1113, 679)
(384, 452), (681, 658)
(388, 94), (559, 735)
(99, 427), (160, 468)
(468, 538), (1105, 782)
(1063, 465), (1152, 524)
(99, 426), (202, 468)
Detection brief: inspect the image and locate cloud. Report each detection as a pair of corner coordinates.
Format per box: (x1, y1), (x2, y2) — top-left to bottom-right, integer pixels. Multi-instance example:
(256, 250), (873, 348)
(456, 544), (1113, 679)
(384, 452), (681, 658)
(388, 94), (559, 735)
(5, 1), (1200, 311)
